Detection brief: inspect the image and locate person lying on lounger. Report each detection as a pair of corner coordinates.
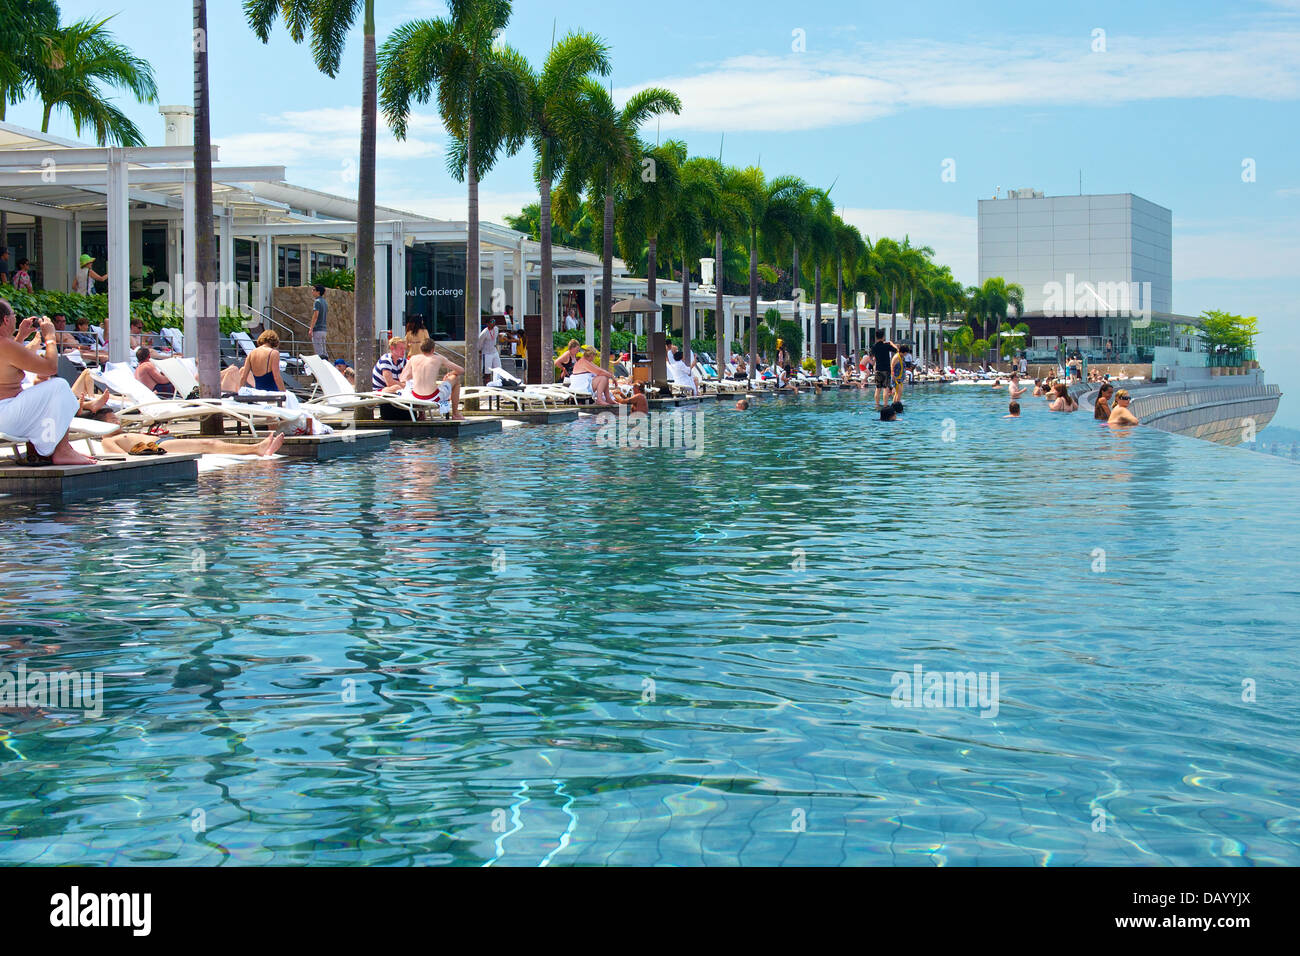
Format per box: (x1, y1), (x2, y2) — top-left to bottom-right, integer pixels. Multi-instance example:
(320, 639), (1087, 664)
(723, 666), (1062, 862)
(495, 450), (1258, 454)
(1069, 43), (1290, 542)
(0, 300), (96, 465)
(135, 347), (175, 397)
(101, 431), (285, 459)
(400, 338), (465, 421)
(70, 369), (119, 425)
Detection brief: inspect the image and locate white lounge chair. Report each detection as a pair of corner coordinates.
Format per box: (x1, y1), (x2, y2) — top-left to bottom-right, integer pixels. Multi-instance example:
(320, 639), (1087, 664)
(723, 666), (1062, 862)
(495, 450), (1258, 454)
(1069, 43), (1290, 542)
(95, 365), (300, 436)
(300, 354), (446, 421)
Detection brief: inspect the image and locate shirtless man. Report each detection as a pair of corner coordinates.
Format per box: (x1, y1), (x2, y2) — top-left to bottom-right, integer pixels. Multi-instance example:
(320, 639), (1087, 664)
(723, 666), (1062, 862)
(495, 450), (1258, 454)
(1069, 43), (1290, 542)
(1107, 389), (1139, 426)
(1007, 371), (1025, 399)
(400, 338), (465, 421)
(0, 301), (96, 465)
(614, 381), (650, 414)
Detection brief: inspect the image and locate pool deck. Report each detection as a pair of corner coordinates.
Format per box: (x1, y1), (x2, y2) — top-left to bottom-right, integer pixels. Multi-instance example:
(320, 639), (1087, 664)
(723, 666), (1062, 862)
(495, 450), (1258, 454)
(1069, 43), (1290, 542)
(219, 430), (391, 459)
(464, 408), (579, 424)
(0, 452), (201, 499)
(353, 418), (502, 440)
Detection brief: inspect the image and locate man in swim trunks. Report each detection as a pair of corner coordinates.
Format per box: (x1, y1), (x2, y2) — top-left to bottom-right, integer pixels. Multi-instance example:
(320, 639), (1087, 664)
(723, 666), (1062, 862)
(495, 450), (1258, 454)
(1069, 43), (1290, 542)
(401, 338), (465, 421)
(870, 329), (897, 408)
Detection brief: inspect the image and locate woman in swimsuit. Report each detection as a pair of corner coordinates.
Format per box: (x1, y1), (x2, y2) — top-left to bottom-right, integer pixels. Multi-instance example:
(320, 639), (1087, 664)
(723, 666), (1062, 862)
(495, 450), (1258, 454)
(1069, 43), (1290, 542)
(571, 349), (617, 406)
(0, 300), (95, 465)
(239, 329), (287, 393)
(554, 339), (581, 379)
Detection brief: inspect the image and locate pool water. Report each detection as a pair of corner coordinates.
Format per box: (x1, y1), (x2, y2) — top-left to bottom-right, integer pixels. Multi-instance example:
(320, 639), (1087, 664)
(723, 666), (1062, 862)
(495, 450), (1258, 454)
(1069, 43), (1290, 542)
(2, 386), (1298, 866)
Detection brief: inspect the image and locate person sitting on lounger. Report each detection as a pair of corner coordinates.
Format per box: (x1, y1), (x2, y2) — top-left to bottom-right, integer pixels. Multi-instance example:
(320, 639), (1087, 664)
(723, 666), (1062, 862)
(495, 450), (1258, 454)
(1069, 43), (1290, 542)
(400, 338), (465, 422)
(134, 347), (176, 397)
(239, 329), (287, 394)
(102, 431), (285, 459)
(1108, 389), (1139, 427)
(555, 339), (581, 380)
(614, 381), (649, 414)
(0, 301), (96, 465)
(572, 348), (617, 406)
(70, 369), (119, 424)
(372, 338), (408, 394)
(69, 317), (108, 365)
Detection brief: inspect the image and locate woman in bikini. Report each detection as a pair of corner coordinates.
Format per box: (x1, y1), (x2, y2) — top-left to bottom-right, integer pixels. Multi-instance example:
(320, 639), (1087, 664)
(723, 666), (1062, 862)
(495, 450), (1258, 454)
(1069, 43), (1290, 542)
(0, 300), (96, 465)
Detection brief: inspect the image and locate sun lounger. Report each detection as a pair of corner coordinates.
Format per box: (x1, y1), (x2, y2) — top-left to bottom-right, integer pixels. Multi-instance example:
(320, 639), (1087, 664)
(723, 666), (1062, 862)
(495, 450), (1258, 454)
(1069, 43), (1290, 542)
(300, 354), (448, 420)
(94, 365), (301, 436)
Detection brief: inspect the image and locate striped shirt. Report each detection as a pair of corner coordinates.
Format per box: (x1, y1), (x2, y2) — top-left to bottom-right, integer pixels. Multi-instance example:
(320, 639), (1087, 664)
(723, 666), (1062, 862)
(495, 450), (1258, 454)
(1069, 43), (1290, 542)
(372, 352), (406, 390)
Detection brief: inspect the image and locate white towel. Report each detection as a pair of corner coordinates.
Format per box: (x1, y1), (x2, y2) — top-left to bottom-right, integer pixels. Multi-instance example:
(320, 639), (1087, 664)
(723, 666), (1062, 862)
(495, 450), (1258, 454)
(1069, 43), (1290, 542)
(0, 379), (79, 456)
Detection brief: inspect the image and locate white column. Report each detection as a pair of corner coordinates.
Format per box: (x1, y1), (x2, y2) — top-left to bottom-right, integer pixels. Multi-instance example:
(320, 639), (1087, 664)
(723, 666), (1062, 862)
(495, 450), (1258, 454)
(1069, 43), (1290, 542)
(492, 251), (505, 313)
(106, 151), (131, 364)
(300, 243), (309, 285)
(219, 208), (234, 310)
(166, 220), (181, 309)
(182, 176), (197, 355)
(391, 223), (405, 338)
(584, 272), (595, 347)
(512, 244), (524, 319)
(374, 237), (388, 339)
(66, 216), (80, 293)
(723, 302), (733, 360)
(258, 237), (273, 322)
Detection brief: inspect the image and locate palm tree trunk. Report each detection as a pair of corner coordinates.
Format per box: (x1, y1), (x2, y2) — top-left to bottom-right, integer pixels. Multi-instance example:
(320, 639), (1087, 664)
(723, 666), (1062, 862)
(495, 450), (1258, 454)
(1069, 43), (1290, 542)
(600, 189), (613, 370)
(193, 0), (222, 435)
(540, 173), (554, 383)
(748, 226), (758, 383)
(714, 229), (723, 372)
(680, 249), (691, 363)
(813, 265), (822, 378)
(889, 289), (898, 341)
(647, 234), (657, 355)
(353, 0), (378, 405)
(924, 312), (931, 369)
(465, 113), (482, 387)
(41, 102), (52, 133)
(792, 244), (800, 344)
(835, 255), (843, 362)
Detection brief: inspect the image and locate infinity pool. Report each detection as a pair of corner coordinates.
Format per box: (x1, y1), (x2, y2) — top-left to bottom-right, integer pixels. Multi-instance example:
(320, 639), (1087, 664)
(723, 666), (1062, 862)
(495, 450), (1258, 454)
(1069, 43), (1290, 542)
(2, 386), (1297, 865)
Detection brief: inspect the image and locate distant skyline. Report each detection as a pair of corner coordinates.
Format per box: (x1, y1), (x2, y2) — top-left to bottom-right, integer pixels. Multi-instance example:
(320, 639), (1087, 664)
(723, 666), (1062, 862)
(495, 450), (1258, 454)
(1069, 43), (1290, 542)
(7, 0), (1298, 423)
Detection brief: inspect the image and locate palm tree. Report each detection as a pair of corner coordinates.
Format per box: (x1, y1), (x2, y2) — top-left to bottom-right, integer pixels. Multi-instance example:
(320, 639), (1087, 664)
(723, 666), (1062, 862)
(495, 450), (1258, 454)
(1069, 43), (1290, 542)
(32, 15), (158, 145)
(616, 139), (682, 342)
(245, 0), (384, 396)
(872, 237), (905, 342)
(0, 0), (59, 262)
(193, 0), (221, 433)
(559, 80), (680, 369)
(967, 276), (1024, 365)
(380, 0), (532, 387)
(804, 189), (835, 378)
(682, 157), (743, 365)
(734, 170), (803, 381)
(525, 31), (610, 382)
(834, 218), (864, 361)
(658, 147), (715, 362)
(899, 238), (935, 358)
(0, 1), (60, 123)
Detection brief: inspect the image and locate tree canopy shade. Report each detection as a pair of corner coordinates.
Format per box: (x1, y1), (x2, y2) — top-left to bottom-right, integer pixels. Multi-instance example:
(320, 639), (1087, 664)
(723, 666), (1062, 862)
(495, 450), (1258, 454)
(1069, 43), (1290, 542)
(0, 0), (60, 123)
(379, 0), (532, 386)
(244, 0), (383, 398)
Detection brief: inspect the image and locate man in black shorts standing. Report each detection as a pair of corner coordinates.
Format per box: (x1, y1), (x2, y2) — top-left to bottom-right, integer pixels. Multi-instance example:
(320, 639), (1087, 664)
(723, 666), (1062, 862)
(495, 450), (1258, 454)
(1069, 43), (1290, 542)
(870, 329), (898, 409)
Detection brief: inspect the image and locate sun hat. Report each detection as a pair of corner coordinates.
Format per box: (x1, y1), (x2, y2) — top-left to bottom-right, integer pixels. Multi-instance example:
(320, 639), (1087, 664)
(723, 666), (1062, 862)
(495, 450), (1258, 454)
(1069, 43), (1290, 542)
(79, 254), (94, 265)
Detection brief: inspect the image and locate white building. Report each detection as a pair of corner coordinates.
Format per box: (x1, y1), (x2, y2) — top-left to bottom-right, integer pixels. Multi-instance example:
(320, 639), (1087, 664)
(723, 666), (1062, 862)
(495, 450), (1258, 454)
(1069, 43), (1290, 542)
(977, 189), (1172, 316)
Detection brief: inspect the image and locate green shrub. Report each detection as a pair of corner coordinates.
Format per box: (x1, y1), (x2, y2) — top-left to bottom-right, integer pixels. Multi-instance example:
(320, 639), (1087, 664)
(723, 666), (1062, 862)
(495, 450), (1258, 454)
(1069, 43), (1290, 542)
(313, 268), (355, 292)
(4, 289), (246, 334)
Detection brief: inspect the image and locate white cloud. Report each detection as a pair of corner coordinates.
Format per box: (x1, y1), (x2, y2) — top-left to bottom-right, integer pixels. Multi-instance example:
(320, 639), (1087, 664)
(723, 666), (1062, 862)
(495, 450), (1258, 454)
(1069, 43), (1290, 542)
(840, 208), (978, 285)
(621, 28), (1300, 133)
(215, 107), (444, 171)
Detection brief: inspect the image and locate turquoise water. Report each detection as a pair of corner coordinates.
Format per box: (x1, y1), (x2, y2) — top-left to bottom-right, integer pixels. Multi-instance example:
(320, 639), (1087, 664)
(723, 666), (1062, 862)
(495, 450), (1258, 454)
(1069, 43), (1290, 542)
(2, 386), (1298, 866)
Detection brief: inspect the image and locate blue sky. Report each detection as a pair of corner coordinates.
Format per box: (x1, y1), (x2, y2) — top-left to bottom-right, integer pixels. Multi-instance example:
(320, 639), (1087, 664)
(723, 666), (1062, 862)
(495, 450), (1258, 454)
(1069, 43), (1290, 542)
(9, 0), (1300, 423)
